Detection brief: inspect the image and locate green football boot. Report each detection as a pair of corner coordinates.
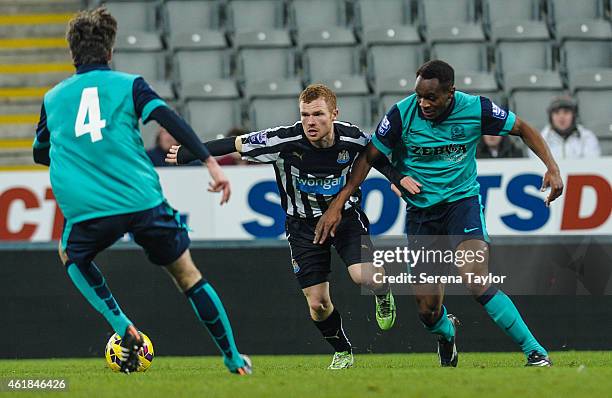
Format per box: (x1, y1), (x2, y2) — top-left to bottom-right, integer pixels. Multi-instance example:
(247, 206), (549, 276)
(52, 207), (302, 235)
(375, 290), (396, 330)
(328, 351), (354, 370)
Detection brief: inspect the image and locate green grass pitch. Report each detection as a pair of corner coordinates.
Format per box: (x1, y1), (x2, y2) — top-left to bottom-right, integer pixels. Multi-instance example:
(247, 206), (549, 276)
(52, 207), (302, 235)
(1, 352), (611, 397)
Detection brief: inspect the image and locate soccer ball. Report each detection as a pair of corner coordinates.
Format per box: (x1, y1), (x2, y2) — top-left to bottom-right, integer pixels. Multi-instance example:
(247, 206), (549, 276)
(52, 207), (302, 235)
(105, 331), (154, 372)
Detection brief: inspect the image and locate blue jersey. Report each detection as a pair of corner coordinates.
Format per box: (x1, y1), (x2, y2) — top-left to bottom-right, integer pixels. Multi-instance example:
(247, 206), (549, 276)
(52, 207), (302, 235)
(372, 91), (516, 208)
(33, 64), (168, 223)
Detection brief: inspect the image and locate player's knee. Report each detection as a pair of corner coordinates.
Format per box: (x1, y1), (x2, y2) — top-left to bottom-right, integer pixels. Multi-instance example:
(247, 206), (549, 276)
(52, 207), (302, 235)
(308, 297), (332, 316)
(416, 300), (442, 326)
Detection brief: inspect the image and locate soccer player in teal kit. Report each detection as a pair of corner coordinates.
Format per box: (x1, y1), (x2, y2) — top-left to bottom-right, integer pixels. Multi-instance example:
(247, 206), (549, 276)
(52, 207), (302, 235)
(315, 60), (564, 367)
(32, 7), (251, 375)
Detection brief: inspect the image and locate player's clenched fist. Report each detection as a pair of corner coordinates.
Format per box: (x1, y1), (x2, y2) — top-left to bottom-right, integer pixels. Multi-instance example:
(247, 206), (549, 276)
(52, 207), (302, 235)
(165, 145), (180, 165)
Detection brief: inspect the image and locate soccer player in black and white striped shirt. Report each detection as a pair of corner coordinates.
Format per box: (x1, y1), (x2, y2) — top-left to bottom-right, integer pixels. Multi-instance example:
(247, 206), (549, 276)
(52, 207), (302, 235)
(167, 84), (399, 369)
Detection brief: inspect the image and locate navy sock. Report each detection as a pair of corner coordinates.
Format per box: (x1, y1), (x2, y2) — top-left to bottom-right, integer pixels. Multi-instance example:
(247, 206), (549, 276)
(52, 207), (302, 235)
(313, 309), (352, 353)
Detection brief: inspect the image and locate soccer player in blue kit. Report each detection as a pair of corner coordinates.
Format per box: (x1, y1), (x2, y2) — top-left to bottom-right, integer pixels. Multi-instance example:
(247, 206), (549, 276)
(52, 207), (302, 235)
(32, 7), (251, 375)
(315, 60), (564, 367)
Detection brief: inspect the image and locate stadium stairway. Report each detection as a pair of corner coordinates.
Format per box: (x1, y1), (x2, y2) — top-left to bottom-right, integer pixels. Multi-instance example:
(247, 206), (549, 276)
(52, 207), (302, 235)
(0, 0), (79, 169)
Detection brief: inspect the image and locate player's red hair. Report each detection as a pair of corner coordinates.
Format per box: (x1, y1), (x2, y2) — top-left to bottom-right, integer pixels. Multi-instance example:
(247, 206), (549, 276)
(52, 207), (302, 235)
(299, 84), (338, 113)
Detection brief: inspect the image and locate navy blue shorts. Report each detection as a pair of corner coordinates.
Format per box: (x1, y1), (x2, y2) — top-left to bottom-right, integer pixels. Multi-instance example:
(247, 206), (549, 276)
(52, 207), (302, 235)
(406, 195), (489, 250)
(62, 202), (190, 266)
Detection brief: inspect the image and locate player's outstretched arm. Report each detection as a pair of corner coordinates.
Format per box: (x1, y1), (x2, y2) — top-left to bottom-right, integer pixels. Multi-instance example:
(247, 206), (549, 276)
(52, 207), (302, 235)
(166, 136), (241, 166)
(510, 116), (563, 206)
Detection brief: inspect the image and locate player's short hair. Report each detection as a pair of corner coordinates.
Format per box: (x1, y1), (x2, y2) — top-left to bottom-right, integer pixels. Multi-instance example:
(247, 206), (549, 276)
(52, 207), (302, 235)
(299, 84), (337, 112)
(416, 60), (455, 90)
(66, 7), (117, 66)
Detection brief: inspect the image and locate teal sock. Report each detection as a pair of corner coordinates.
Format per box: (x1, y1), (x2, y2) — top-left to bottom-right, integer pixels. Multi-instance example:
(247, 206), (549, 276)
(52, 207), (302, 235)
(478, 288), (547, 356)
(185, 279), (243, 369)
(423, 305), (455, 342)
(66, 261), (132, 336)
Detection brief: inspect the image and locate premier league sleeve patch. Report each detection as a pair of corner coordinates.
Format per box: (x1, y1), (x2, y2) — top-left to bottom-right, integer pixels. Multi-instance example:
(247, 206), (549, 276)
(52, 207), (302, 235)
(377, 115), (391, 136)
(248, 130), (268, 145)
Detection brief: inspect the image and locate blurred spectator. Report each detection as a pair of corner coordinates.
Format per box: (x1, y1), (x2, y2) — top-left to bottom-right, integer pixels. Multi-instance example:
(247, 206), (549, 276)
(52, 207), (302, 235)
(147, 126), (201, 167)
(530, 96), (601, 159)
(216, 127), (255, 166)
(477, 135), (524, 159)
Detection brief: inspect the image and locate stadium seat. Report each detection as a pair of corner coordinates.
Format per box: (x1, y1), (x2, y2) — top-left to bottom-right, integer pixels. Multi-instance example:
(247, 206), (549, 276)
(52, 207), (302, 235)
(112, 51), (173, 98)
(483, 0), (544, 35)
(599, 137), (612, 156)
(185, 97), (243, 141)
(227, 0), (286, 35)
(430, 42), (489, 74)
(247, 80), (302, 131)
(417, 0), (479, 37)
(428, 24), (489, 75)
(104, 1), (157, 33)
(554, 19), (612, 42)
(301, 29), (361, 83)
(174, 49), (232, 85)
(455, 72), (504, 106)
(379, 93), (410, 117)
(164, 0), (226, 50)
(375, 74), (414, 117)
(234, 30), (296, 86)
(318, 77), (372, 129)
(181, 78), (240, 100)
(507, 72), (564, 131)
(573, 70), (612, 137)
(494, 35), (555, 86)
(562, 39), (612, 82)
(546, 0), (606, 32)
(367, 43), (423, 93)
(238, 47), (297, 86)
(586, 121), (612, 140)
(290, 0), (348, 33)
(354, 0), (415, 40)
(114, 32), (163, 51)
(165, 0), (221, 33)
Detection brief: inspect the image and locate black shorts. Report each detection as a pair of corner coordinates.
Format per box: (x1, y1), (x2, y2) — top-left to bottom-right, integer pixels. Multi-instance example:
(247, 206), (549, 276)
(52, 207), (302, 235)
(285, 206), (374, 289)
(62, 202), (190, 266)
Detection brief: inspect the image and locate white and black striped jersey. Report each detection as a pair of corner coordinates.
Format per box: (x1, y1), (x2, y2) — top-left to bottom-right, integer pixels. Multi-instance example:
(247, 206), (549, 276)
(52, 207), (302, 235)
(239, 121), (371, 219)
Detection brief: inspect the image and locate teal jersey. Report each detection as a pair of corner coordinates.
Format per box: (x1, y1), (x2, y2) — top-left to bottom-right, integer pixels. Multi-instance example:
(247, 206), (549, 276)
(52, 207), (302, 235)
(371, 91), (516, 208)
(33, 65), (168, 223)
